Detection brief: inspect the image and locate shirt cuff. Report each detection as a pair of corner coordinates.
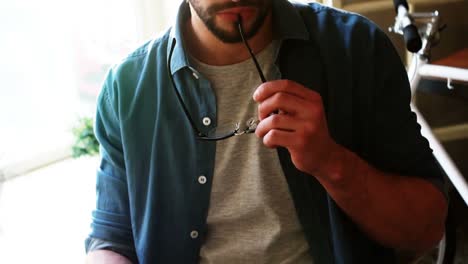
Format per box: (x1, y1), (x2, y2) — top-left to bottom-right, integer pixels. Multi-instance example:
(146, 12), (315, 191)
(85, 237), (138, 263)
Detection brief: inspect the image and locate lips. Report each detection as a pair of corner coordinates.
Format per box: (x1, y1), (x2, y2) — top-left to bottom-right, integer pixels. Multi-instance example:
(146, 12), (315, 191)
(217, 7), (256, 22)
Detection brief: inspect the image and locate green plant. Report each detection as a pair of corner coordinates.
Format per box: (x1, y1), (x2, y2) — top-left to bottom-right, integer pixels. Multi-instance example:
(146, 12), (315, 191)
(72, 117), (99, 158)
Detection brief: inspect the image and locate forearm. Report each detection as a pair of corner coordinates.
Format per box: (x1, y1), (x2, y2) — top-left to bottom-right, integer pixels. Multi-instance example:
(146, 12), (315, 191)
(86, 250), (133, 264)
(316, 144), (448, 252)
(252, 79), (448, 251)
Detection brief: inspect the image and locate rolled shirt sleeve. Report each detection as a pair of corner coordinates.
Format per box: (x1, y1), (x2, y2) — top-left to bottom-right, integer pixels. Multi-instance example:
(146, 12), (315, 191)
(85, 237), (138, 263)
(85, 69), (136, 257)
(368, 29), (448, 198)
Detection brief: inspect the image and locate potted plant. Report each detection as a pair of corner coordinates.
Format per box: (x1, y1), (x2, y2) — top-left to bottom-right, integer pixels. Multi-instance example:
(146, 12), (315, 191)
(71, 117), (99, 158)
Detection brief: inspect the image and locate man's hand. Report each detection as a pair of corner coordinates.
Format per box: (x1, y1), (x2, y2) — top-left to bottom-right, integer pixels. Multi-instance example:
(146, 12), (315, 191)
(253, 79), (339, 179)
(253, 79), (447, 252)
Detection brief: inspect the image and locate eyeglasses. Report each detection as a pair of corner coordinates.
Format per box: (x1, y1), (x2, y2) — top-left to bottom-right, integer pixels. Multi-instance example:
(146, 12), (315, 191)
(168, 15), (267, 141)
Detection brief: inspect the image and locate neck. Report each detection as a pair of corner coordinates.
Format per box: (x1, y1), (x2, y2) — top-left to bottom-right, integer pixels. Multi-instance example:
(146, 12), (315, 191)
(184, 7), (273, 66)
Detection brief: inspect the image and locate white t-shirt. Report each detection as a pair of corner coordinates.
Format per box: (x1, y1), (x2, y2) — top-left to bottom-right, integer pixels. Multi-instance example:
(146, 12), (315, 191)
(190, 40), (313, 264)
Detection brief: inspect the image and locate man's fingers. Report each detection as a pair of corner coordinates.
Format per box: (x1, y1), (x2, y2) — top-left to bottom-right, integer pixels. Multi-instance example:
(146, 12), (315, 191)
(253, 80), (320, 103)
(262, 129), (296, 149)
(257, 92), (310, 120)
(255, 114), (298, 138)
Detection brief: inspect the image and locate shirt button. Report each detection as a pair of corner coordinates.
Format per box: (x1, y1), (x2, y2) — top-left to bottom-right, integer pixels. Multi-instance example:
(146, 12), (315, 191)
(190, 230), (199, 239)
(198, 175), (207, 184)
(202, 117), (211, 126)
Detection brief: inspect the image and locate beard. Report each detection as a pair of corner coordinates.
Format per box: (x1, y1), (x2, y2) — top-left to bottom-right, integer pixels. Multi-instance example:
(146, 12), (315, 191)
(188, 0), (271, 43)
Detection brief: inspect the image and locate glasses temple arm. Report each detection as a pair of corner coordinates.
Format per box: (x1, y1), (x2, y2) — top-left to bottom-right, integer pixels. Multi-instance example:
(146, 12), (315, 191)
(237, 15), (267, 83)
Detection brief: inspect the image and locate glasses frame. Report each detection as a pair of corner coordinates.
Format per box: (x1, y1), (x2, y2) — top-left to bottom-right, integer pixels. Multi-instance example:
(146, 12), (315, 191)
(168, 15), (266, 141)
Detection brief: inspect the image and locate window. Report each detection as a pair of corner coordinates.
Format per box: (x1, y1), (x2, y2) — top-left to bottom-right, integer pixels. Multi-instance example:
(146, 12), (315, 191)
(0, 0), (318, 178)
(0, 0), (178, 178)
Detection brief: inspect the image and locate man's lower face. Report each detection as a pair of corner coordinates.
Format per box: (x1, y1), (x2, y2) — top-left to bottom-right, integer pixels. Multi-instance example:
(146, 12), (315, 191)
(188, 0), (271, 43)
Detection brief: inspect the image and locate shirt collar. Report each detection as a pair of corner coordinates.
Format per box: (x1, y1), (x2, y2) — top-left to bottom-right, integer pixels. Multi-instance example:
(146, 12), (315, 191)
(167, 0), (310, 75)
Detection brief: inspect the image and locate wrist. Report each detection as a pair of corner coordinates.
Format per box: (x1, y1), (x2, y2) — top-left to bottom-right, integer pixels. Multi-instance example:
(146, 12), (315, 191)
(316, 142), (352, 187)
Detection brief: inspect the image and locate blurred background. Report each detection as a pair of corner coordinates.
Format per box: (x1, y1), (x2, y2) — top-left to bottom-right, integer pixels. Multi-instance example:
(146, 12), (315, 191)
(0, 0), (180, 262)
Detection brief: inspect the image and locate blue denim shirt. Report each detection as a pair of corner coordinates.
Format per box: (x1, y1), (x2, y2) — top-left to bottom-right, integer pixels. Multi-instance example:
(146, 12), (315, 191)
(86, 1), (446, 263)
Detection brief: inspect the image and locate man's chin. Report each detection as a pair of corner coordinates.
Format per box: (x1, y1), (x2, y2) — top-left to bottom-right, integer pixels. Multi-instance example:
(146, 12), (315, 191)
(206, 23), (244, 43)
(212, 30), (243, 43)
(205, 14), (261, 43)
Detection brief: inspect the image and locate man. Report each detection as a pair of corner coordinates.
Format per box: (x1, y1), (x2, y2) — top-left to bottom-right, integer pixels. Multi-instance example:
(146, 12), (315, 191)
(85, 0), (448, 263)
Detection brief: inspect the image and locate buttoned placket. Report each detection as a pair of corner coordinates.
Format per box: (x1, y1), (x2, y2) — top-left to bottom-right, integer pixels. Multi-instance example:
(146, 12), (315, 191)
(189, 67), (216, 135)
(183, 67), (216, 257)
(194, 69), (212, 129)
